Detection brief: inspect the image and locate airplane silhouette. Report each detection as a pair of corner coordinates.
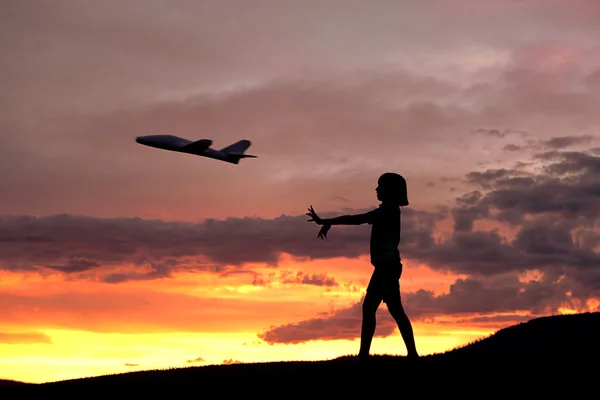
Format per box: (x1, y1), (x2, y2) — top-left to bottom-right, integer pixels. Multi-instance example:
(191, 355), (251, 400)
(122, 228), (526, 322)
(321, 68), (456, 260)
(135, 135), (257, 164)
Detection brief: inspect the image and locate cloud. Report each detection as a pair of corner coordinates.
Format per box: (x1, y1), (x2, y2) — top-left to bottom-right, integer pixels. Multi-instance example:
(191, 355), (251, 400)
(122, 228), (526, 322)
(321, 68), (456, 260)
(222, 358), (243, 365)
(501, 135), (596, 153)
(258, 298), (397, 344)
(470, 150), (600, 222)
(503, 144), (522, 152)
(1, 149), (599, 298)
(3, 49), (600, 220)
(471, 128), (529, 139)
(251, 270), (350, 289)
(0, 290), (302, 333)
(451, 191), (489, 231)
(542, 135), (594, 150)
(0, 208), (436, 276)
(101, 262), (174, 284)
(452, 314), (534, 324)
(45, 258), (101, 273)
(280, 271), (339, 287)
(411, 150), (600, 286)
(2, 147), (598, 338)
(0, 332), (52, 344)
(7, 0), (597, 117)
(124, 363), (139, 367)
(186, 357), (205, 364)
(259, 273), (597, 344)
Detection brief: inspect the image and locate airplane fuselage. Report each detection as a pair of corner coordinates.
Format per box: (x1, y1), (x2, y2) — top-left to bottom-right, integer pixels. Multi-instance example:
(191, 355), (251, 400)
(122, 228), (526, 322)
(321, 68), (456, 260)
(135, 135), (255, 164)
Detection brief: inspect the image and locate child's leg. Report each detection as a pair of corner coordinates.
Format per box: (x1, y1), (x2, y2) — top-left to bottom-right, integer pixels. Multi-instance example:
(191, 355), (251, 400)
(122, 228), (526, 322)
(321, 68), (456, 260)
(359, 281), (383, 358)
(385, 292), (418, 357)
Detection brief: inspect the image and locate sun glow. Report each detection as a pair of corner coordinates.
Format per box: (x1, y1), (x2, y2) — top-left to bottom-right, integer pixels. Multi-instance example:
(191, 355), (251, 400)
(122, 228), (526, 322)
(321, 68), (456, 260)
(0, 256), (544, 383)
(0, 323), (493, 384)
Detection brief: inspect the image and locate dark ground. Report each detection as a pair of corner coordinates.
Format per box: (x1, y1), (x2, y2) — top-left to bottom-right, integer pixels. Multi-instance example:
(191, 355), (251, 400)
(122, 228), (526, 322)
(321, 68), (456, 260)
(2, 312), (598, 397)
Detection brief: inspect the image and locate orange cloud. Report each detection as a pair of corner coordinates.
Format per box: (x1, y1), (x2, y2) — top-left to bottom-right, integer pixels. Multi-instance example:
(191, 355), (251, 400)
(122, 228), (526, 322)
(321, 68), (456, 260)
(0, 332), (51, 344)
(186, 357), (205, 364)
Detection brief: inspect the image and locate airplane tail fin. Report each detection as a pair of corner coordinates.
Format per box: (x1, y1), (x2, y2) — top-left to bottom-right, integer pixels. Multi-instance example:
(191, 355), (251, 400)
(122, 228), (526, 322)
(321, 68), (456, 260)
(221, 140), (257, 164)
(220, 139), (252, 154)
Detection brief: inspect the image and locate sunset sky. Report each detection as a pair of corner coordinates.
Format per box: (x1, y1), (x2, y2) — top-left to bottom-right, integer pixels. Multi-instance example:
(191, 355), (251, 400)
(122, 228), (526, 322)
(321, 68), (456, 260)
(2, 0), (600, 384)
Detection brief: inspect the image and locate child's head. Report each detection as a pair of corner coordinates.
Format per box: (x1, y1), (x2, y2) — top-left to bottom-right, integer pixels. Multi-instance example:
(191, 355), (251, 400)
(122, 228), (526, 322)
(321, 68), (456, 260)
(376, 172), (409, 206)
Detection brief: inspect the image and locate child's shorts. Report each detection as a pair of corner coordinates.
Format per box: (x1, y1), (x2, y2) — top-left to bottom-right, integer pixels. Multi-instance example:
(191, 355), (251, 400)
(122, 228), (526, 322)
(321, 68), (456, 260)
(366, 262), (403, 304)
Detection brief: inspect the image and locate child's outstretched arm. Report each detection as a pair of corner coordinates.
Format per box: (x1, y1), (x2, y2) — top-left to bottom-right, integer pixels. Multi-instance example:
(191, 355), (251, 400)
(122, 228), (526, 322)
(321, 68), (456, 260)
(322, 213), (370, 225)
(307, 205), (370, 226)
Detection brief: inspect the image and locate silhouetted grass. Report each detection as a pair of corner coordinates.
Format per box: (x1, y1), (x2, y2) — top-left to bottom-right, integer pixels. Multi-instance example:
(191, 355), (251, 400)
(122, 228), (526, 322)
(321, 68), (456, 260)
(0, 379), (28, 388)
(3, 312), (598, 396)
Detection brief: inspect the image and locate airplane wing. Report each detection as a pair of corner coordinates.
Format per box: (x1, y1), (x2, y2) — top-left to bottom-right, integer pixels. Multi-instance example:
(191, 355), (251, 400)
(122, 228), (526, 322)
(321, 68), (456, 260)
(181, 139), (213, 153)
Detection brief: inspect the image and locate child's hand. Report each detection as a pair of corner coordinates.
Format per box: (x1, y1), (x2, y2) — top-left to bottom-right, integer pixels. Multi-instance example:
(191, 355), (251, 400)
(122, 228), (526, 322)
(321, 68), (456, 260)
(318, 224), (331, 239)
(306, 205), (324, 225)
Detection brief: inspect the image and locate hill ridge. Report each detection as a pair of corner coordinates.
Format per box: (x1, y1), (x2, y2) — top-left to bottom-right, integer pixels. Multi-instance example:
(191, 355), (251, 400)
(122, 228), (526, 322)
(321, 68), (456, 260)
(4, 312), (599, 395)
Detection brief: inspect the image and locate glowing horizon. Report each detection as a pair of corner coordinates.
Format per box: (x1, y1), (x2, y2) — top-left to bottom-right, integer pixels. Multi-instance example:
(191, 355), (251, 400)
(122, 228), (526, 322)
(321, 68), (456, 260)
(0, 251), (593, 383)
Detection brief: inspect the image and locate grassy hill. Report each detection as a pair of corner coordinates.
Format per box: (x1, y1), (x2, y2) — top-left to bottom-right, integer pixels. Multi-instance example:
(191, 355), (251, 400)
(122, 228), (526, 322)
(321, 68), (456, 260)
(0, 379), (28, 388)
(3, 312), (598, 395)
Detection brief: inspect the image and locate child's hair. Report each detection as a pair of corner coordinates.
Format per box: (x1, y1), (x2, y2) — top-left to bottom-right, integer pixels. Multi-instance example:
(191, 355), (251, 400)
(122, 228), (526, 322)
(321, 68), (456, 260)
(378, 172), (409, 206)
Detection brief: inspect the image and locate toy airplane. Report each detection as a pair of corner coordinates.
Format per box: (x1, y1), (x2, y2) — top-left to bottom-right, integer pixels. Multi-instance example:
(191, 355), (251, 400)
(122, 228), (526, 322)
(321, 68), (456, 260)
(135, 135), (257, 164)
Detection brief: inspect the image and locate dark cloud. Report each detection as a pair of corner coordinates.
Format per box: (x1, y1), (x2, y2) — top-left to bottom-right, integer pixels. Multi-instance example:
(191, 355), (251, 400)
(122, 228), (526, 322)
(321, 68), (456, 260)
(542, 135), (594, 150)
(541, 150), (600, 176)
(258, 299), (397, 344)
(411, 149), (600, 300)
(452, 191), (488, 231)
(124, 363), (140, 367)
(503, 144), (522, 152)
(413, 220), (600, 296)
(101, 262), (174, 284)
(409, 230), (524, 276)
(259, 273), (596, 344)
(0, 332), (52, 344)
(406, 276), (577, 317)
(465, 168), (531, 189)
(412, 214), (599, 283)
(45, 258), (100, 273)
(0, 208), (435, 275)
(471, 150), (600, 222)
